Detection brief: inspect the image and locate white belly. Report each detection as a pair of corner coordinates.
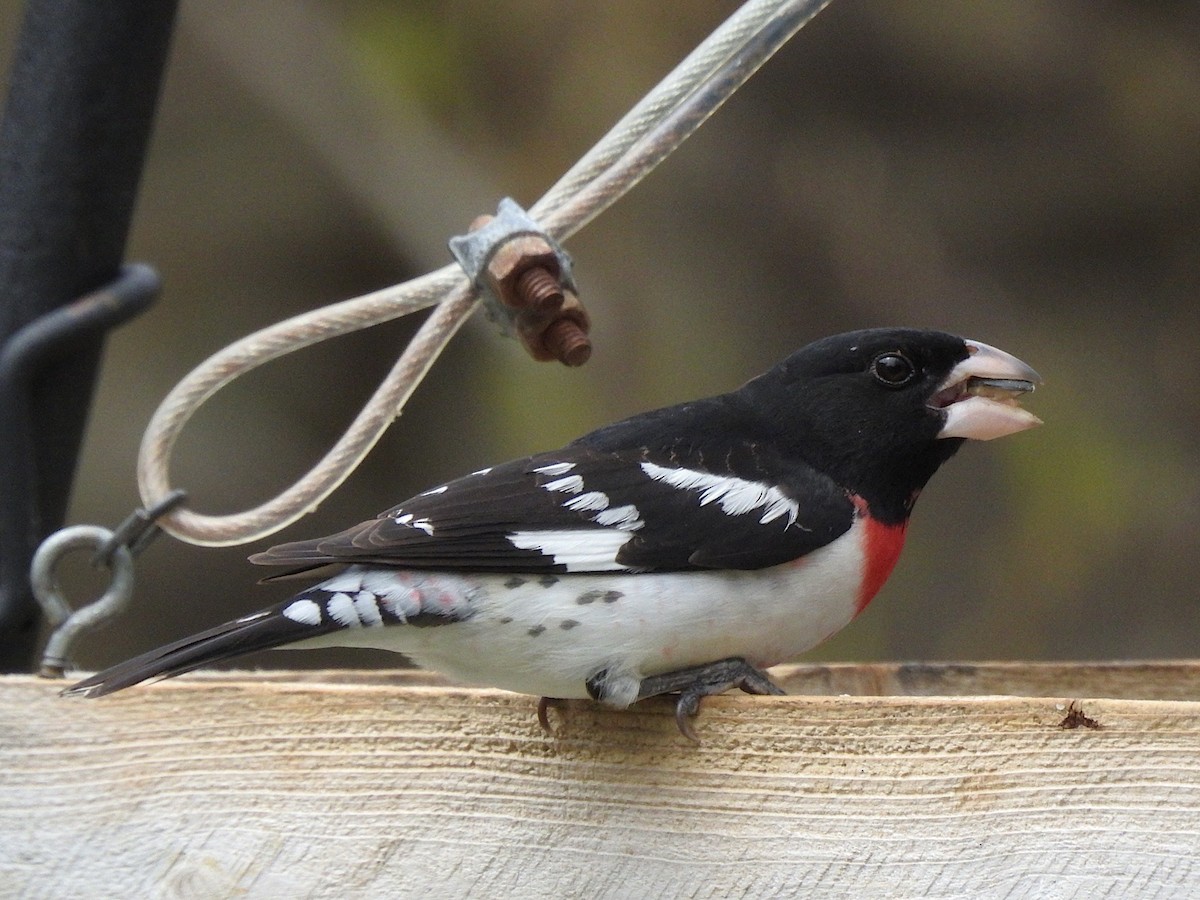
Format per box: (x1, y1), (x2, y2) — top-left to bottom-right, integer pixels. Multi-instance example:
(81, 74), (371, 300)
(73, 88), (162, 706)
(295, 517), (871, 706)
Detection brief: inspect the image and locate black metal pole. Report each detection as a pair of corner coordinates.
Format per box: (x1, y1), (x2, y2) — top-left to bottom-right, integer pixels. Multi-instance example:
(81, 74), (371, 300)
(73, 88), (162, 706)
(0, 1), (178, 670)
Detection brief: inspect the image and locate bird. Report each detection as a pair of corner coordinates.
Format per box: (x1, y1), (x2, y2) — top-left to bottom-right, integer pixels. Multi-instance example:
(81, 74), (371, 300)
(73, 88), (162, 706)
(66, 328), (1042, 739)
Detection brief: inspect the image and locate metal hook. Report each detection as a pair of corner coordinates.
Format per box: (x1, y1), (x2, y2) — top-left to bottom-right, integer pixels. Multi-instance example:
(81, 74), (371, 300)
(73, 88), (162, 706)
(31, 526), (136, 678)
(0, 263), (161, 662)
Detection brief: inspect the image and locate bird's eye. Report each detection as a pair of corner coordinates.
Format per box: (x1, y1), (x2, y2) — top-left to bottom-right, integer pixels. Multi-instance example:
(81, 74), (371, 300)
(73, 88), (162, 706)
(871, 352), (916, 387)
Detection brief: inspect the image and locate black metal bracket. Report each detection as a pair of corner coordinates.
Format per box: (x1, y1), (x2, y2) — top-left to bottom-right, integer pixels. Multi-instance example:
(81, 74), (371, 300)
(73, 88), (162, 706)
(0, 0), (179, 670)
(0, 265), (160, 659)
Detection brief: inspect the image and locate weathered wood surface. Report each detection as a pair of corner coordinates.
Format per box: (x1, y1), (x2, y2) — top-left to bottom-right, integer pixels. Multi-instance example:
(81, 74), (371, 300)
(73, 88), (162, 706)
(3, 663), (1200, 899)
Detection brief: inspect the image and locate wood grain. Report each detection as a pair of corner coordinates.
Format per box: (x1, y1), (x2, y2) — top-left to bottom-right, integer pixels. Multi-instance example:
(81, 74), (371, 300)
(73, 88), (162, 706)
(3, 664), (1199, 899)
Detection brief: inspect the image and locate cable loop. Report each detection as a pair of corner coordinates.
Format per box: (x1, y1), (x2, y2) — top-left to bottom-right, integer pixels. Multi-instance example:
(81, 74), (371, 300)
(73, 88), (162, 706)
(138, 0), (831, 548)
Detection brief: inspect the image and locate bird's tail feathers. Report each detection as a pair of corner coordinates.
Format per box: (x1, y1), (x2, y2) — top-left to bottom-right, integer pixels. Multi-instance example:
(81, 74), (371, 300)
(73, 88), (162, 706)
(62, 600), (340, 699)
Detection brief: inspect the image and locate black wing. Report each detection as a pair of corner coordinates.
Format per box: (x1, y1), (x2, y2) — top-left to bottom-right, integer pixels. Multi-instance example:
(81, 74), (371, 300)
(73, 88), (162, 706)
(251, 440), (854, 575)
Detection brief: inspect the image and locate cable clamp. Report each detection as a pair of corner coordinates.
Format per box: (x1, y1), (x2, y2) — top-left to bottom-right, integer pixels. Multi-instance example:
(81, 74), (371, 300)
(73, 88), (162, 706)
(450, 198), (592, 366)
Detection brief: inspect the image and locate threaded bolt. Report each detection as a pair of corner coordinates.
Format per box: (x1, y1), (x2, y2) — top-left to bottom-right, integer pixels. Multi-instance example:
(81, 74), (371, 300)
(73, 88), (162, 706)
(514, 267), (564, 312)
(542, 317), (592, 367)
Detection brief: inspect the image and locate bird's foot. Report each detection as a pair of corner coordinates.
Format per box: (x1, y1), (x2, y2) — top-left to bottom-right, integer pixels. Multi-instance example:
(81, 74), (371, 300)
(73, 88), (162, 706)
(537, 696), (567, 733)
(636, 657), (785, 743)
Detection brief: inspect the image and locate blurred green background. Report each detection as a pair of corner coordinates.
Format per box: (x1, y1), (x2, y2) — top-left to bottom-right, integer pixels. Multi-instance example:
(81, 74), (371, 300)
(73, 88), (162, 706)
(3, 0), (1197, 672)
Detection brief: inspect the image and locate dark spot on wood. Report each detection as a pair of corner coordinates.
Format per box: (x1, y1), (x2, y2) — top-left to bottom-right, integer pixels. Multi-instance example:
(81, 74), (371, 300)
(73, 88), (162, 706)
(498, 617), (513, 625)
(538, 575), (559, 587)
(527, 624), (546, 637)
(602, 590), (623, 603)
(896, 662), (979, 690)
(504, 576), (527, 589)
(1059, 700), (1101, 730)
(560, 619), (580, 630)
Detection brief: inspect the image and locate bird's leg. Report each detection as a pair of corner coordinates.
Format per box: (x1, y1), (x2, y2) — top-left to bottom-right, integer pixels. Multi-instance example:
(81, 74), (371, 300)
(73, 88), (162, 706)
(636, 657), (786, 742)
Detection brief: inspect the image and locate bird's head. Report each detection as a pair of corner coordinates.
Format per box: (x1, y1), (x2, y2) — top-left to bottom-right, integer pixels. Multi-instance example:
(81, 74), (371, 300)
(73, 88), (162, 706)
(738, 328), (1042, 519)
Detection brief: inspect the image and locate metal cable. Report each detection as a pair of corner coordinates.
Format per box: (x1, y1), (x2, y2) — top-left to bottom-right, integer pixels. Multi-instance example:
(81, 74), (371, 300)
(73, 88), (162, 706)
(538, 0), (831, 243)
(137, 267), (468, 545)
(139, 0), (830, 547)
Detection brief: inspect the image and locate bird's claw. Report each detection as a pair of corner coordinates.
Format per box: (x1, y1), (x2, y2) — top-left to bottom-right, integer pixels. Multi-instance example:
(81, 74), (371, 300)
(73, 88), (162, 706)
(638, 657), (786, 743)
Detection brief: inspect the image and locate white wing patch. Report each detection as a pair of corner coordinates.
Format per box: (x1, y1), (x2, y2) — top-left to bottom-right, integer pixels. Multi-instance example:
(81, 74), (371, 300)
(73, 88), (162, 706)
(359, 568), (419, 604)
(319, 570), (365, 593)
(508, 529), (633, 571)
(543, 475), (585, 494)
(640, 461), (800, 528)
(282, 598), (322, 626)
(593, 504), (643, 530)
(394, 512), (435, 536)
(538, 464), (645, 532)
(533, 462), (576, 476)
(353, 590), (384, 627)
(326, 592), (361, 628)
(564, 491), (610, 512)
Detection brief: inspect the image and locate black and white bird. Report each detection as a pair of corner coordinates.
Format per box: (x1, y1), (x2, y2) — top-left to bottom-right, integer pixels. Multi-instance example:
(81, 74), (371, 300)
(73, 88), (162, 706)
(67, 328), (1041, 737)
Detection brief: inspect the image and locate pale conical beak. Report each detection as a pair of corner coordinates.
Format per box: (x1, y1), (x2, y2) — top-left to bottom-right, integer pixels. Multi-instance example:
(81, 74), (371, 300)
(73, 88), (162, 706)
(930, 340), (1043, 441)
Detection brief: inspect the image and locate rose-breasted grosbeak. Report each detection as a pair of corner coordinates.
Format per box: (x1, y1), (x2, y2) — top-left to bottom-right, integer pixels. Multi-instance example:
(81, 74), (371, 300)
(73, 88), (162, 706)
(67, 328), (1041, 738)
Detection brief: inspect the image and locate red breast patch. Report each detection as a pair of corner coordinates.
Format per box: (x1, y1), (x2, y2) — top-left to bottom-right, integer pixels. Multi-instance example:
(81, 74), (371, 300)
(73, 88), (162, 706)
(852, 496), (907, 615)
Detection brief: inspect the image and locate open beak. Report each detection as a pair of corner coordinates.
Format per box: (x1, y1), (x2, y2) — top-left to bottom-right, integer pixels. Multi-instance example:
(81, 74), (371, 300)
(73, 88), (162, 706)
(929, 340), (1043, 440)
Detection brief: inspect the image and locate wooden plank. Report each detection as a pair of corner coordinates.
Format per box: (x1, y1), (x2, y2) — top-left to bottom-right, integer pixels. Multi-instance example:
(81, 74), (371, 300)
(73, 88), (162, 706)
(3, 665), (1200, 899)
(771, 659), (1200, 700)
(187, 659), (1200, 699)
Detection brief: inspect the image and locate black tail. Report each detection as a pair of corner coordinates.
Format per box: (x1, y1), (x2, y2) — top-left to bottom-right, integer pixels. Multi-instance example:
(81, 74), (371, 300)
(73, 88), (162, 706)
(63, 599), (341, 698)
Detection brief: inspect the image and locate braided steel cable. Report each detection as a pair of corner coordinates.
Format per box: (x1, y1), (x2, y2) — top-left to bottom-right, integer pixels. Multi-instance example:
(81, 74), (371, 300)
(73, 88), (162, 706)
(138, 0), (831, 547)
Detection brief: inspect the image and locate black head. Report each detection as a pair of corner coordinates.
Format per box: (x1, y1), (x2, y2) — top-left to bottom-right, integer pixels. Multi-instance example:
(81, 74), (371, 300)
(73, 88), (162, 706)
(737, 328), (1040, 520)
